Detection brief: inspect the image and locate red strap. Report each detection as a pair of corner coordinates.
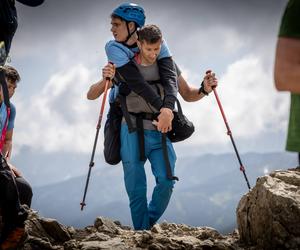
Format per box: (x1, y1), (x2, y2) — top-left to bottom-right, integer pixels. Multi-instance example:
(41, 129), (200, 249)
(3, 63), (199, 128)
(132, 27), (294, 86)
(0, 107), (11, 151)
(134, 52), (141, 64)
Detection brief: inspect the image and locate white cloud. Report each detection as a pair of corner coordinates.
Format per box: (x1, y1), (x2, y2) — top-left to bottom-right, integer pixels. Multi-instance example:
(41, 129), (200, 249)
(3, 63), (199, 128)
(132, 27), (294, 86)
(13, 64), (108, 154)
(209, 191), (234, 207)
(169, 25), (247, 70)
(178, 54), (289, 150)
(11, 54), (289, 155)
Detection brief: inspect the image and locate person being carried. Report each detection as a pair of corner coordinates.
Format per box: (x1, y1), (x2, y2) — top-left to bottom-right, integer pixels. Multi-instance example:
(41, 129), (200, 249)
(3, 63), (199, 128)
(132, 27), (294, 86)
(274, 0), (300, 165)
(104, 3), (179, 133)
(88, 3), (217, 103)
(0, 65), (32, 250)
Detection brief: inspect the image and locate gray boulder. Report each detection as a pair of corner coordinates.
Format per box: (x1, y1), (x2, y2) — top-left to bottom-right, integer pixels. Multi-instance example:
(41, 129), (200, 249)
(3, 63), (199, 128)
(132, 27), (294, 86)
(237, 167), (300, 250)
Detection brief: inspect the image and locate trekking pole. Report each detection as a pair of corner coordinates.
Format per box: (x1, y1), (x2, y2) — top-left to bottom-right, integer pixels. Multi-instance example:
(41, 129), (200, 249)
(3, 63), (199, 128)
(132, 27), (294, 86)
(206, 70), (251, 191)
(80, 74), (111, 211)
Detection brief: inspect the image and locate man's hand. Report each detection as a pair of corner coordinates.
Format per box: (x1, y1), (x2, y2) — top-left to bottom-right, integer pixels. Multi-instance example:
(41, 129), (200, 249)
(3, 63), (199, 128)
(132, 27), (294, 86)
(152, 108), (174, 133)
(87, 63), (115, 100)
(102, 63), (116, 80)
(203, 71), (218, 94)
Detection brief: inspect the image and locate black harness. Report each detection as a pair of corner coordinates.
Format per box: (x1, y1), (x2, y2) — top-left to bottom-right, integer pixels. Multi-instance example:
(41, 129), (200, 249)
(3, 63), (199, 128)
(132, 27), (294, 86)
(118, 83), (179, 181)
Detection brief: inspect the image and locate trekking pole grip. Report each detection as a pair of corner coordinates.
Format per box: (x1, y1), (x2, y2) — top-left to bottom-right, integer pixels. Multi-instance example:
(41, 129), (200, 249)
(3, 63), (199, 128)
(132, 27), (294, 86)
(105, 61), (114, 81)
(205, 69), (215, 88)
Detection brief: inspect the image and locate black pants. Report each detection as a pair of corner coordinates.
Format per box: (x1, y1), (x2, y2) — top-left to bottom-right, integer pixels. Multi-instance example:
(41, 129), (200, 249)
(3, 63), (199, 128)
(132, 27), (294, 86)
(0, 176), (32, 241)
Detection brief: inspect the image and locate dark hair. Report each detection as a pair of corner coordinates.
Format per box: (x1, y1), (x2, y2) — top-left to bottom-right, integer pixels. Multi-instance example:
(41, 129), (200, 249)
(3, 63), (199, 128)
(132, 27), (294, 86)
(137, 24), (162, 44)
(111, 13), (124, 21)
(2, 65), (20, 83)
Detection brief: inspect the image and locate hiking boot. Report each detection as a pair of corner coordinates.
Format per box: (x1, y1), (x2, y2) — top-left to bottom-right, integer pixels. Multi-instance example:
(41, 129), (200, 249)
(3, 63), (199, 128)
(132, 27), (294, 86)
(0, 227), (25, 250)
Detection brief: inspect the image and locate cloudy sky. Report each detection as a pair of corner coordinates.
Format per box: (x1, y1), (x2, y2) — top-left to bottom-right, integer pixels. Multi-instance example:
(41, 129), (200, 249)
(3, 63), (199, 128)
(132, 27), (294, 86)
(9, 0), (290, 158)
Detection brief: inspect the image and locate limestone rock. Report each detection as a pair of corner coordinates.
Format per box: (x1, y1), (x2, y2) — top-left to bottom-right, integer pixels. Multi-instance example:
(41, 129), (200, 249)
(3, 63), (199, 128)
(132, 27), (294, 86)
(94, 216), (119, 235)
(17, 209), (241, 250)
(237, 167), (300, 250)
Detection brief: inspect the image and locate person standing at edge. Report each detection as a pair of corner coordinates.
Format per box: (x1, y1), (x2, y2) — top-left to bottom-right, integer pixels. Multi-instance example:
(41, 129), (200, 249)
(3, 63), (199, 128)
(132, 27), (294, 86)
(274, 0), (300, 165)
(0, 65), (32, 250)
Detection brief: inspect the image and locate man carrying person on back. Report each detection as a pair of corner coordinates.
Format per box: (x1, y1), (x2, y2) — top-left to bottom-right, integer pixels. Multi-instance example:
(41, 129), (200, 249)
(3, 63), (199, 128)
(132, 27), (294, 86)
(88, 24), (217, 230)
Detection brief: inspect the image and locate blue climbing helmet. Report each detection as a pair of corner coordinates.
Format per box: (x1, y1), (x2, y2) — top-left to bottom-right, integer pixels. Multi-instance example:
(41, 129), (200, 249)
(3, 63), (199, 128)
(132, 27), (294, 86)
(112, 3), (145, 28)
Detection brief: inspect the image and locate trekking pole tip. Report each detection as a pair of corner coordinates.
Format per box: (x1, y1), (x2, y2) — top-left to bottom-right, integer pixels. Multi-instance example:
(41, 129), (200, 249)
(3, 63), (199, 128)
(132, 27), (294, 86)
(80, 202), (86, 211)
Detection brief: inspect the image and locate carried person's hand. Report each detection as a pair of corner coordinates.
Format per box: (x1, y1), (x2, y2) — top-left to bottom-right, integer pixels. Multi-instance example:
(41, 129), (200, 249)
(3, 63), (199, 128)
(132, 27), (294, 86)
(203, 71), (218, 94)
(152, 108), (174, 133)
(102, 63), (116, 80)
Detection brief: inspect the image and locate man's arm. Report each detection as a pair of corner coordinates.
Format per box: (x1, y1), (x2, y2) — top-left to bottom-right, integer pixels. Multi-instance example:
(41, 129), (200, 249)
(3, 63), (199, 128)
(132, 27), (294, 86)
(87, 79), (111, 100)
(274, 37), (300, 93)
(2, 129), (13, 159)
(156, 41), (177, 110)
(157, 57), (177, 110)
(106, 41), (163, 110)
(178, 75), (204, 102)
(87, 63), (115, 100)
(178, 72), (218, 102)
(117, 61), (163, 110)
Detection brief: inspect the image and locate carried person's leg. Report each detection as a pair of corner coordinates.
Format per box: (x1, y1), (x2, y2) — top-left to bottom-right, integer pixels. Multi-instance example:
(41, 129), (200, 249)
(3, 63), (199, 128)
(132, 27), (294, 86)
(147, 130), (176, 227)
(121, 124), (149, 230)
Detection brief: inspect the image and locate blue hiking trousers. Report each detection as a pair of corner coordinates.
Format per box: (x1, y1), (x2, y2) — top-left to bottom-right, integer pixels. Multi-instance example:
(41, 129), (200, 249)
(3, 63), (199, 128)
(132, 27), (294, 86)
(120, 124), (177, 230)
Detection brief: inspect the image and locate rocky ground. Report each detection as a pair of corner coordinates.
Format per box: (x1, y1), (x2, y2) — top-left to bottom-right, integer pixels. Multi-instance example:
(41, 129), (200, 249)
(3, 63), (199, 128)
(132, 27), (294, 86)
(22, 210), (249, 250)
(4, 167), (300, 250)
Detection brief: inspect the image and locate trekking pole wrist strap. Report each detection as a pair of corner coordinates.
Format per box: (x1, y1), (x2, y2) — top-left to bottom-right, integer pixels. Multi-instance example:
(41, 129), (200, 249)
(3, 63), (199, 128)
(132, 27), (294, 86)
(198, 81), (209, 96)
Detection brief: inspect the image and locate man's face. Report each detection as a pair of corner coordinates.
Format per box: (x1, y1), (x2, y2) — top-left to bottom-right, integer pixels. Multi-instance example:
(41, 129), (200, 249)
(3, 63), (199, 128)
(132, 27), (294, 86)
(110, 17), (128, 42)
(138, 40), (162, 65)
(7, 80), (17, 99)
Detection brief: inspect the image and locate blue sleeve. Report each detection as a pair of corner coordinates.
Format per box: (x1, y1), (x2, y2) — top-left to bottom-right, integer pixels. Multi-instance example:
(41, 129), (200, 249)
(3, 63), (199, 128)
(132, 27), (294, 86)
(105, 40), (135, 67)
(157, 39), (172, 60)
(7, 103), (16, 130)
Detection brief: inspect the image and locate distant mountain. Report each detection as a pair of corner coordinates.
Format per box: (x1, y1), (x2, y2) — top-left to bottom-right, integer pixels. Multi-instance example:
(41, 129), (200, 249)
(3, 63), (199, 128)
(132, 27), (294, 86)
(27, 151), (298, 234)
(12, 146), (94, 187)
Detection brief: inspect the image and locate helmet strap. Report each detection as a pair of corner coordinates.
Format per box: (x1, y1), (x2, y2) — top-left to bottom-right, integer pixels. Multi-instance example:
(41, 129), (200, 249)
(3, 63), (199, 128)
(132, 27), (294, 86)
(123, 21), (137, 44)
